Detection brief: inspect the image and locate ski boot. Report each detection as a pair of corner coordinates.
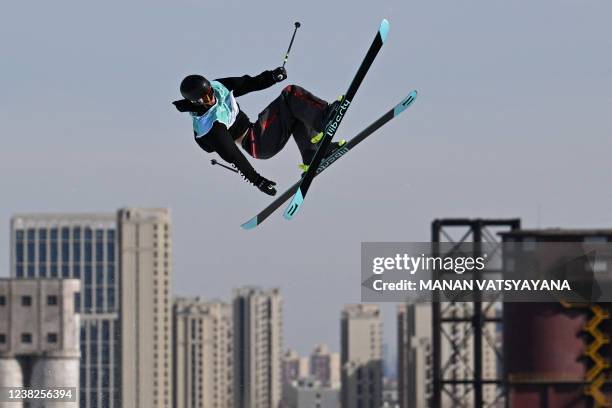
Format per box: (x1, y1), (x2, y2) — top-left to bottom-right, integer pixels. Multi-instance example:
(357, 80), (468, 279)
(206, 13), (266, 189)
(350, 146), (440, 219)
(298, 139), (347, 174)
(298, 96), (346, 175)
(319, 96), (344, 131)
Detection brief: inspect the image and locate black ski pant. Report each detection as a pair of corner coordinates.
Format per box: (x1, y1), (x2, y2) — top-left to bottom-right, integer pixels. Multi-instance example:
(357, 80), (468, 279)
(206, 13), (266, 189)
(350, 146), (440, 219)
(241, 85), (328, 164)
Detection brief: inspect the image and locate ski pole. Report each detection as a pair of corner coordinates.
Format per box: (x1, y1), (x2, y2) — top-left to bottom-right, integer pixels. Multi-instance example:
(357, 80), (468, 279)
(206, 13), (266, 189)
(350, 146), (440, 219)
(277, 21), (301, 81)
(211, 159), (238, 173)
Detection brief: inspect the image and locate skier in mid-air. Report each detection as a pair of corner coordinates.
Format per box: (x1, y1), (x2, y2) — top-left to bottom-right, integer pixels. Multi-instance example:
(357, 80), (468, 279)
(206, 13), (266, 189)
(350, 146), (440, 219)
(172, 67), (341, 196)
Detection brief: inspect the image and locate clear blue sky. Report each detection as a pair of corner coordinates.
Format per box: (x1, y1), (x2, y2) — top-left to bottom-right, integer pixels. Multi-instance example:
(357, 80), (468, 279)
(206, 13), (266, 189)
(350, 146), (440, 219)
(1, 0), (611, 358)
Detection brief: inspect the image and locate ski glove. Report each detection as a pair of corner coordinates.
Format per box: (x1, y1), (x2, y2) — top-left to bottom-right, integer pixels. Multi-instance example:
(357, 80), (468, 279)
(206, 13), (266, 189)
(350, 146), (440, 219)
(272, 67), (287, 83)
(256, 176), (277, 196)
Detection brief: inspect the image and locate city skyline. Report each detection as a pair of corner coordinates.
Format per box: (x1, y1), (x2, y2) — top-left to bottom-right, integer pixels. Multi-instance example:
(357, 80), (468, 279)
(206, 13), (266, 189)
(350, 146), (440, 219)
(4, 210), (369, 362)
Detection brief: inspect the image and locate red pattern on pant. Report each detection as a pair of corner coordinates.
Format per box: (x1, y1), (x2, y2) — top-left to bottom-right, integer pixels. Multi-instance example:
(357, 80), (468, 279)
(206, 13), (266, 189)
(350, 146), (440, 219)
(248, 128), (258, 159)
(260, 110), (278, 131)
(284, 85), (326, 110)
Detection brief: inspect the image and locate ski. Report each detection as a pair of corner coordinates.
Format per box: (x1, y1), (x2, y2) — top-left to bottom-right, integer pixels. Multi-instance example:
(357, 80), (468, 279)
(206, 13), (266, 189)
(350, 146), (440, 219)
(241, 90), (417, 230)
(282, 19), (390, 220)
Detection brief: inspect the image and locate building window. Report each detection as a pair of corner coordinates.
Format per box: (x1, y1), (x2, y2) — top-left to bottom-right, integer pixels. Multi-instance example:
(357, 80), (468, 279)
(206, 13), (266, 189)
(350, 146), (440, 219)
(102, 345), (110, 364)
(107, 264), (115, 284)
(73, 242), (81, 262)
(39, 242), (47, 262)
(26, 242), (34, 263)
(90, 322), (98, 340)
(21, 296), (32, 306)
(85, 242), (92, 263)
(84, 288), (92, 312)
(96, 242), (104, 263)
(102, 321), (110, 341)
(16, 241), (24, 263)
(21, 333), (32, 343)
(0, 296), (5, 306)
(107, 242), (115, 263)
(84, 227), (92, 241)
(85, 265), (92, 285)
(96, 264), (104, 284)
(102, 368), (110, 388)
(62, 242), (70, 263)
(0, 334), (6, 343)
(47, 333), (58, 343)
(96, 288), (104, 312)
(107, 288), (114, 310)
(51, 242), (58, 262)
(47, 295), (58, 306)
(75, 292), (81, 311)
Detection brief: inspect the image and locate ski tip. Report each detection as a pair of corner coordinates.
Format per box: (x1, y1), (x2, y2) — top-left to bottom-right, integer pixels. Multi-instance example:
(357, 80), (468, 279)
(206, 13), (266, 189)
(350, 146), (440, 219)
(379, 19), (390, 43)
(394, 90), (418, 116)
(241, 216), (259, 230)
(283, 191), (304, 220)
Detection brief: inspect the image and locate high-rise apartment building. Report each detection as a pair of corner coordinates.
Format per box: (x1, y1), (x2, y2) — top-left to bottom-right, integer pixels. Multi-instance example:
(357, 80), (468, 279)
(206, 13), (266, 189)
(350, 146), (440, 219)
(309, 344), (340, 388)
(0, 278), (80, 408)
(233, 287), (283, 408)
(118, 208), (173, 408)
(173, 297), (233, 408)
(282, 349), (309, 386)
(397, 303), (498, 408)
(397, 303), (432, 408)
(10, 214), (119, 408)
(340, 304), (383, 408)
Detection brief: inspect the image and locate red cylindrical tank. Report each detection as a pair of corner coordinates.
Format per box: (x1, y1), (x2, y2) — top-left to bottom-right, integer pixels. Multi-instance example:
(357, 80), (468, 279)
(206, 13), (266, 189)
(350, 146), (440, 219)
(505, 303), (612, 407)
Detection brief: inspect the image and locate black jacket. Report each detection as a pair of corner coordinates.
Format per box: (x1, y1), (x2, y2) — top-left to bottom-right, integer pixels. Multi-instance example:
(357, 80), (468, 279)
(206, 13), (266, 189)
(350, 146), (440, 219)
(173, 70), (278, 184)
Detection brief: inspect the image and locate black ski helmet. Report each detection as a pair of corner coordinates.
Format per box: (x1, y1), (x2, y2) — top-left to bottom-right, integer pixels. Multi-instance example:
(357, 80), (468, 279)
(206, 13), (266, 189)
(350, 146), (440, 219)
(180, 74), (212, 102)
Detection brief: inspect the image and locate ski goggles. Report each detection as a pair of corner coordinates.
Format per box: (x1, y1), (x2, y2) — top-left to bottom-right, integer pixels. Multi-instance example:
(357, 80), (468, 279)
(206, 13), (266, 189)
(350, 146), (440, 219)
(191, 88), (215, 106)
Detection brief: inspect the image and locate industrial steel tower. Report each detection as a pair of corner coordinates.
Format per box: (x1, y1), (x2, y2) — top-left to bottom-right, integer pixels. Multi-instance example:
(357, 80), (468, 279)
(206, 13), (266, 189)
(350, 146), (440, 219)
(431, 218), (521, 408)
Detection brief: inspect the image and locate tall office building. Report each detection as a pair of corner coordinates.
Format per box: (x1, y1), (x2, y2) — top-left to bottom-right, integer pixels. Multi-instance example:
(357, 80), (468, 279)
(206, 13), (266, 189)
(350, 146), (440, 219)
(0, 278), (80, 408)
(10, 214), (119, 408)
(173, 297), (233, 408)
(309, 344), (340, 388)
(233, 287), (283, 408)
(118, 208), (173, 408)
(340, 304), (383, 408)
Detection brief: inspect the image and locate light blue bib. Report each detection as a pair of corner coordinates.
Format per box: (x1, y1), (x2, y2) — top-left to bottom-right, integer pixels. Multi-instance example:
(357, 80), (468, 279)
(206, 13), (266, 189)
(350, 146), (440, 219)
(191, 81), (239, 138)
